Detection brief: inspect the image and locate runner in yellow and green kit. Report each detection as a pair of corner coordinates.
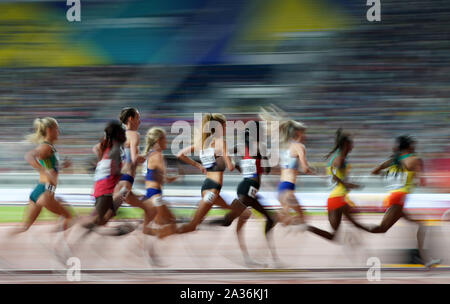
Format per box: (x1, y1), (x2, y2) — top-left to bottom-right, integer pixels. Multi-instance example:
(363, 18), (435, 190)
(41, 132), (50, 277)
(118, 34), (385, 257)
(307, 129), (370, 240)
(369, 135), (441, 267)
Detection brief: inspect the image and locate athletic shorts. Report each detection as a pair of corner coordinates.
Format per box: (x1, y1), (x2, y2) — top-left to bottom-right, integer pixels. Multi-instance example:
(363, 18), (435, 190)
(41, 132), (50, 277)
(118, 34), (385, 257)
(277, 181), (295, 194)
(119, 174), (134, 185)
(145, 188), (162, 199)
(30, 183), (56, 203)
(201, 178), (222, 192)
(383, 191), (407, 208)
(327, 195), (354, 211)
(237, 178), (260, 199)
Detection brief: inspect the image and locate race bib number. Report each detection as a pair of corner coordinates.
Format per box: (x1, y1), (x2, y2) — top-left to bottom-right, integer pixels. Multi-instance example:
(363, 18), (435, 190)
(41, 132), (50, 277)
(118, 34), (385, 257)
(45, 183), (56, 193)
(94, 159), (111, 181)
(199, 148), (216, 168)
(248, 185), (258, 199)
(241, 159), (257, 178)
(385, 172), (407, 190)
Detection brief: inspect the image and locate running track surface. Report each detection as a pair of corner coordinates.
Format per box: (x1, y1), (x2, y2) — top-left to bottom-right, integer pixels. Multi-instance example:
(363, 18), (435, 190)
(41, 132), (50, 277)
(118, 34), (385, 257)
(0, 215), (449, 284)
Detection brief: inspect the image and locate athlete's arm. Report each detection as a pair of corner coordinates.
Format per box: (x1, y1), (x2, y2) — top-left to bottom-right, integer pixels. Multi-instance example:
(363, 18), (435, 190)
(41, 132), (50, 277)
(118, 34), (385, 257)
(155, 153), (178, 183)
(129, 132), (145, 165)
(93, 143), (102, 161)
(415, 157), (426, 187)
(61, 157), (72, 170)
(331, 155), (360, 189)
(330, 168), (359, 190)
(294, 143), (314, 174)
(220, 139), (234, 172)
(25, 146), (46, 171)
(371, 158), (392, 175)
(177, 145), (206, 174)
(231, 145), (241, 173)
(25, 144), (57, 184)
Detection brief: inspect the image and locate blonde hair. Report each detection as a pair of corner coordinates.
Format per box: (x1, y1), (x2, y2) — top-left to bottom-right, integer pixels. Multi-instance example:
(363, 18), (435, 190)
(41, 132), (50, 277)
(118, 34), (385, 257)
(144, 127), (166, 154)
(259, 105), (306, 147)
(196, 113), (226, 149)
(26, 117), (58, 144)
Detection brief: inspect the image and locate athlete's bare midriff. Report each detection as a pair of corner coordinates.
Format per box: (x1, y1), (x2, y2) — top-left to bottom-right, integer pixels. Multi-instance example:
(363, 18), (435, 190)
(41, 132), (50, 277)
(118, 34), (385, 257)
(205, 171), (224, 186)
(38, 170), (58, 186)
(280, 169), (297, 184)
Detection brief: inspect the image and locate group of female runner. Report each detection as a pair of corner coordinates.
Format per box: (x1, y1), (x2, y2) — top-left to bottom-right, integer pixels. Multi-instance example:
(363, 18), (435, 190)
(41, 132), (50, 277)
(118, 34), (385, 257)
(13, 106), (441, 267)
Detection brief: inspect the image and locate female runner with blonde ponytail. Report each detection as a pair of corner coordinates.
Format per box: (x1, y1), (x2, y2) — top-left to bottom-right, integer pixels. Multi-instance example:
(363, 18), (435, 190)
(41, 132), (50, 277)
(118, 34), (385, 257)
(259, 106), (314, 232)
(176, 113), (251, 235)
(141, 127), (177, 238)
(11, 117), (74, 234)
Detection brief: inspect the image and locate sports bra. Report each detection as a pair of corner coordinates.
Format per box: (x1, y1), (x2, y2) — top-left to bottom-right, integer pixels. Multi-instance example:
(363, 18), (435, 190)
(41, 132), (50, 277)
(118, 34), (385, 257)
(199, 148), (226, 172)
(145, 168), (162, 182)
(39, 141), (60, 173)
(144, 150), (163, 183)
(280, 149), (299, 170)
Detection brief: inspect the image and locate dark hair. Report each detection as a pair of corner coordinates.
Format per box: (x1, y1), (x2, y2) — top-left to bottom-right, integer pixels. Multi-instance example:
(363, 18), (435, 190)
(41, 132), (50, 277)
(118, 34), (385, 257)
(99, 121), (126, 156)
(391, 135), (415, 168)
(119, 107), (138, 125)
(325, 128), (352, 159)
(245, 121), (261, 158)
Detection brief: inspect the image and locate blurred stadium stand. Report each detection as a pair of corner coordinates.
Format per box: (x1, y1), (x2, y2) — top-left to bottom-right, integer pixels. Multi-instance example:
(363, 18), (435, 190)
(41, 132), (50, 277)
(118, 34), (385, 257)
(0, 0), (448, 190)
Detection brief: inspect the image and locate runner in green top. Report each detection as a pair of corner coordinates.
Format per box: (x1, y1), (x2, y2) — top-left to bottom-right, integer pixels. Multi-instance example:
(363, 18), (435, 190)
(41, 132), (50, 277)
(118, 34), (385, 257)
(10, 117), (74, 235)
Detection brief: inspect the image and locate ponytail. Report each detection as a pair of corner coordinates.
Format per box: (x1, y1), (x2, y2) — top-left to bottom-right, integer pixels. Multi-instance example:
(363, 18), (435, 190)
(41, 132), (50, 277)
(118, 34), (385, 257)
(259, 105), (305, 148)
(98, 121), (126, 157)
(144, 127), (166, 155)
(325, 128), (350, 159)
(197, 113), (226, 150)
(279, 120), (306, 147)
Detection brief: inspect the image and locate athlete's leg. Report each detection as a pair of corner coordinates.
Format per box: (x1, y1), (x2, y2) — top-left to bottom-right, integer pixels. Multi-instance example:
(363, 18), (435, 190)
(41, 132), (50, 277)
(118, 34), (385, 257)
(278, 190), (305, 225)
(10, 201), (43, 235)
(214, 195), (251, 231)
(277, 190), (293, 225)
(214, 194), (252, 262)
(93, 195), (114, 226)
(246, 196), (278, 262)
(246, 197), (275, 235)
(40, 193), (73, 230)
(307, 208), (343, 240)
(152, 196), (177, 238)
(369, 204), (403, 233)
(401, 209), (440, 266)
(342, 204), (371, 232)
(177, 189), (219, 234)
(127, 193), (156, 235)
(208, 197), (247, 227)
(112, 180), (131, 204)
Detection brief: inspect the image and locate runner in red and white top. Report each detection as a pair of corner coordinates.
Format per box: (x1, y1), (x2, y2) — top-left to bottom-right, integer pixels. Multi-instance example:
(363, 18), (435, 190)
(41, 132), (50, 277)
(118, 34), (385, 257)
(81, 121), (132, 234)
